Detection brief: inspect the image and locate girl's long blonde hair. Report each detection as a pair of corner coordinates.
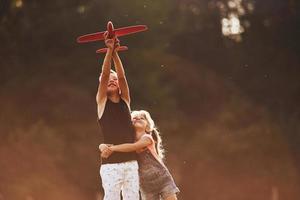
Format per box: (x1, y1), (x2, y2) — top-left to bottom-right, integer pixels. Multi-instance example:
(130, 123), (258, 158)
(131, 110), (165, 159)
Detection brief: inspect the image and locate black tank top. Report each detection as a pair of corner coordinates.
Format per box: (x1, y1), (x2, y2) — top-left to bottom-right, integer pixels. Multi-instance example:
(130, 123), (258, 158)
(98, 98), (136, 164)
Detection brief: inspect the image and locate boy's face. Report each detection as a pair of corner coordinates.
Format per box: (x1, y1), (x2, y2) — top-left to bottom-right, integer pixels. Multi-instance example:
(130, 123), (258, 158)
(107, 73), (119, 94)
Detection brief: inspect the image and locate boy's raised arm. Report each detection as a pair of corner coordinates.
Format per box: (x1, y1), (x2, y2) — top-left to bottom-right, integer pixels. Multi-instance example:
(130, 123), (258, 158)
(96, 33), (114, 118)
(112, 45), (130, 106)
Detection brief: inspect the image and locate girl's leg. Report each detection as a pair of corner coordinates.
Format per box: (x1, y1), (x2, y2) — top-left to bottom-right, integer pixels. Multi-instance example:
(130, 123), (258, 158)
(164, 194), (177, 200)
(141, 191), (160, 200)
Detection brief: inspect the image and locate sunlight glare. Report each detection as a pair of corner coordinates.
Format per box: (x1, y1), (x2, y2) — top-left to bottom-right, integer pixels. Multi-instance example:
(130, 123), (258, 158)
(15, 0), (23, 8)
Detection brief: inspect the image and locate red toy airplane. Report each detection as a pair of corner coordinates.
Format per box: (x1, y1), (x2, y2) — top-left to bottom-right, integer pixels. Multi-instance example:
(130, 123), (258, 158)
(77, 21), (148, 53)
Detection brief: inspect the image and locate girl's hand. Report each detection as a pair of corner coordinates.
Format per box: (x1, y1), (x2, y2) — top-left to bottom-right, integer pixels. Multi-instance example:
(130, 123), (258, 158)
(99, 144), (114, 158)
(99, 144), (108, 152)
(100, 146), (114, 158)
(101, 147), (113, 158)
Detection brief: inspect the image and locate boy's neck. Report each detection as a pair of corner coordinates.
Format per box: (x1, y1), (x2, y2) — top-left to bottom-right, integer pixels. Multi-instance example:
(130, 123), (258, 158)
(108, 93), (120, 103)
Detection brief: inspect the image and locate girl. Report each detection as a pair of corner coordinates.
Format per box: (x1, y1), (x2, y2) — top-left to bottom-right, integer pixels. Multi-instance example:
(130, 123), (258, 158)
(99, 110), (179, 200)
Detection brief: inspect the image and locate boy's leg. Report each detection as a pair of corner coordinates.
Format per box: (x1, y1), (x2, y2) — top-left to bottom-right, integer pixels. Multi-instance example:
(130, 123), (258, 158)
(100, 163), (123, 200)
(122, 161), (140, 200)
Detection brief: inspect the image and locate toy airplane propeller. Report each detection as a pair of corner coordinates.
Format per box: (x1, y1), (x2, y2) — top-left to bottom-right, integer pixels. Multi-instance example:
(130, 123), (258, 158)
(77, 21), (148, 53)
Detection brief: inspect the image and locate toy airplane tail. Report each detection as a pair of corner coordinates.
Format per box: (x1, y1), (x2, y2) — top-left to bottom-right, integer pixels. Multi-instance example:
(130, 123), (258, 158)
(96, 46), (128, 53)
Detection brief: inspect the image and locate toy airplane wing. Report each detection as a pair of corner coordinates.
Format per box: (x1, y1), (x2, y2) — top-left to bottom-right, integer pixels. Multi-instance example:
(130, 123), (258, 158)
(77, 31), (106, 43)
(77, 25), (147, 43)
(115, 25), (148, 37)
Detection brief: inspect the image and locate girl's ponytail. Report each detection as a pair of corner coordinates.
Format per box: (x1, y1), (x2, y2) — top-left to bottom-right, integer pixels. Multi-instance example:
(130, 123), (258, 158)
(151, 128), (164, 159)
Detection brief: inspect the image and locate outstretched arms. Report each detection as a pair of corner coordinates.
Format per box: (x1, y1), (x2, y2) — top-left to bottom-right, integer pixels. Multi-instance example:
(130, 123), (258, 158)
(96, 36), (131, 118)
(99, 136), (153, 158)
(111, 136), (152, 152)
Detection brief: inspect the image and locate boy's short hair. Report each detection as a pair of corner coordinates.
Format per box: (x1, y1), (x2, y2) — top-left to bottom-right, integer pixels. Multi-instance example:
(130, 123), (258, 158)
(99, 69), (118, 81)
(110, 69), (117, 76)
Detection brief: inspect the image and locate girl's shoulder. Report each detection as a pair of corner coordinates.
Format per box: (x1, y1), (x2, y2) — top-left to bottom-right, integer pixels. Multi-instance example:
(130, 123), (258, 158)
(140, 134), (162, 161)
(141, 133), (154, 143)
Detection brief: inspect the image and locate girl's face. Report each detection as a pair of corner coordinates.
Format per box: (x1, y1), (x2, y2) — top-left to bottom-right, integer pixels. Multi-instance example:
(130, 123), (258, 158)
(132, 113), (148, 131)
